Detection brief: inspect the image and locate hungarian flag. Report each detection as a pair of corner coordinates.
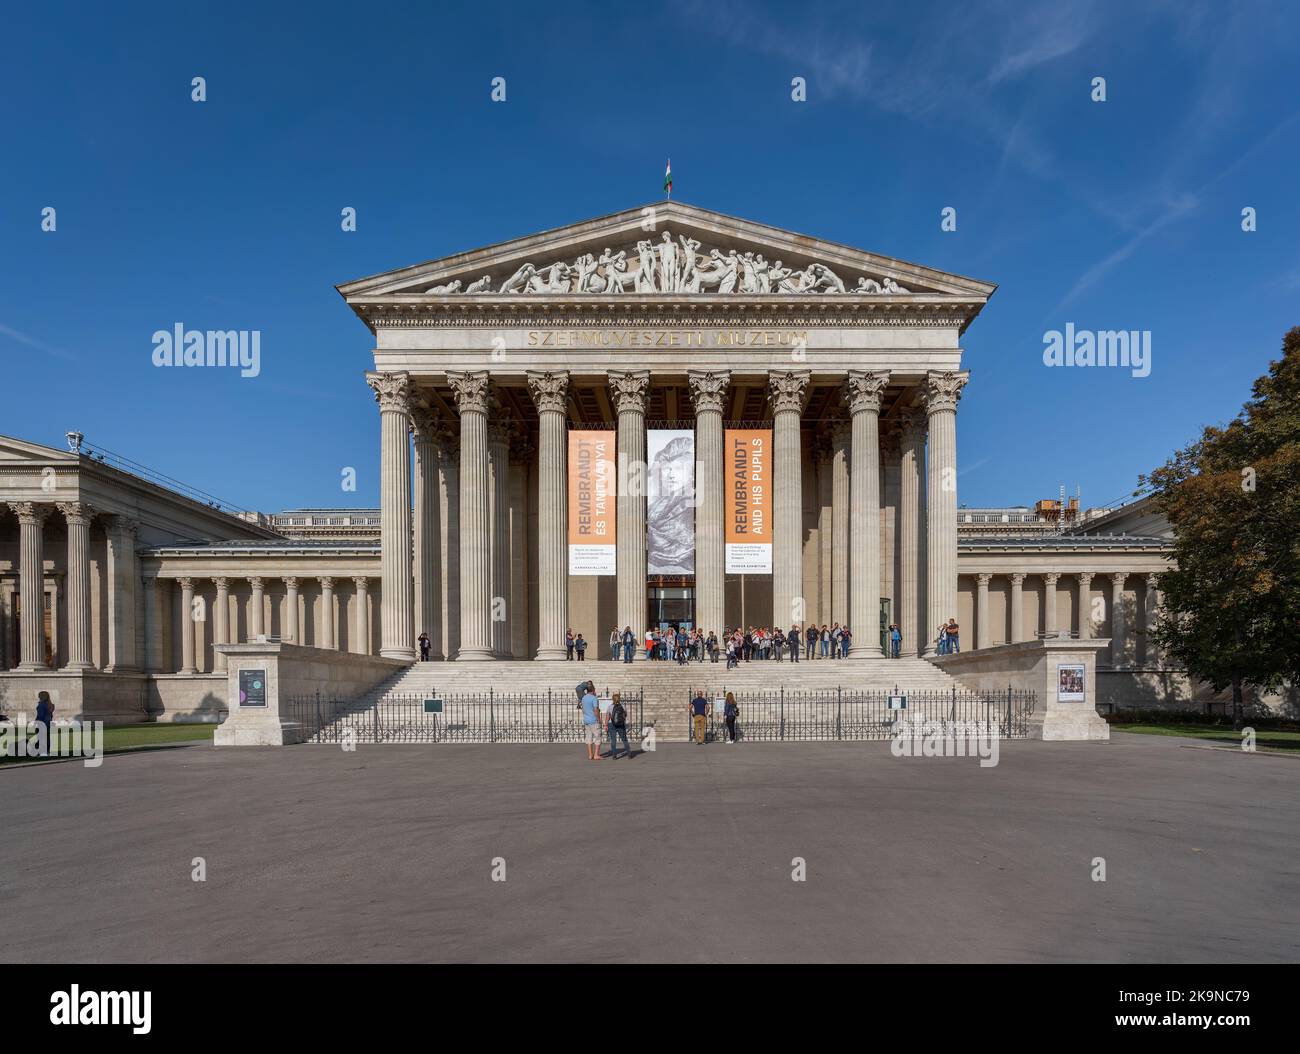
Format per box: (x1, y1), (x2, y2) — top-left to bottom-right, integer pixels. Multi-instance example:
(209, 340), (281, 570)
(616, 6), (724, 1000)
(663, 159), (672, 197)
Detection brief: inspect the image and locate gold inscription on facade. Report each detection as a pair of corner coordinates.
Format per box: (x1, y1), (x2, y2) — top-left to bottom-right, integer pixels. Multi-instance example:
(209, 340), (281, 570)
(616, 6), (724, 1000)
(526, 329), (809, 349)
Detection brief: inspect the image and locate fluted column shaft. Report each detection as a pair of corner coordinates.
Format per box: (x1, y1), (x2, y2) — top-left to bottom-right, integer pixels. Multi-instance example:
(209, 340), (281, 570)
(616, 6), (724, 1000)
(898, 411), (924, 657)
(487, 414), (511, 657)
(105, 517), (138, 671)
(830, 423), (850, 627)
(770, 371), (810, 631)
(847, 371), (888, 657)
(1043, 573), (1060, 637)
(1077, 573), (1094, 640)
(213, 577), (230, 672)
(922, 372), (967, 656)
(689, 370), (728, 637)
(319, 577), (335, 649)
(528, 372), (569, 660)
(353, 577), (369, 654)
(283, 577), (300, 644)
(508, 442), (531, 660)
(610, 371), (650, 656)
(249, 576), (265, 639)
(142, 575), (162, 672)
(58, 502), (94, 670)
(369, 371), (416, 660)
(1110, 573), (1127, 668)
(410, 405), (443, 659)
(1009, 573), (1025, 644)
(1144, 574), (1160, 668)
(449, 371), (493, 659)
(976, 573), (991, 649)
(179, 577), (196, 674)
(11, 503), (50, 670)
(437, 432), (461, 661)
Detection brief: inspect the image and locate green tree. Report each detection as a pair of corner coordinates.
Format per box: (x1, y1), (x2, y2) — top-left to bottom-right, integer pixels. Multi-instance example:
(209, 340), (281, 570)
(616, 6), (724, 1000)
(1140, 326), (1300, 729)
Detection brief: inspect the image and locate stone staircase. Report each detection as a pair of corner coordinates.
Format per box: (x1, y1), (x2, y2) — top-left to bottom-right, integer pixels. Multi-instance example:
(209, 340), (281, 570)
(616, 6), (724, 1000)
(351, 655), (967, 742)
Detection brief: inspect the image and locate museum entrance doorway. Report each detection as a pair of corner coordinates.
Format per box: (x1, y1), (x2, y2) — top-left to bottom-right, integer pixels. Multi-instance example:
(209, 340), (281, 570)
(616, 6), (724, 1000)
(648, 577), (694, 630)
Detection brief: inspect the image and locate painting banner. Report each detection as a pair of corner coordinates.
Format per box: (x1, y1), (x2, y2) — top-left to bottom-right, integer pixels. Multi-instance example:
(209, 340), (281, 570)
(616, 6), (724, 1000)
(567, 429), (616, 575)
(725, 428), (771, 574)
(648, 429), (695, 575)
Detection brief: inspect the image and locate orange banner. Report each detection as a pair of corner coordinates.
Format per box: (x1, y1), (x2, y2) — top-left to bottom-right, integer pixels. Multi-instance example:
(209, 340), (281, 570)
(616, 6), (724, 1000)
(725, 429), (771, 573)
(567, 429), (616, 575)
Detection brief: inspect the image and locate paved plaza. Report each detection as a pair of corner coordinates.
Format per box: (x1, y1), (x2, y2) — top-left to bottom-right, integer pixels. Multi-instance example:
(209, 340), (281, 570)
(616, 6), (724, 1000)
(3, 733), (1296, 963)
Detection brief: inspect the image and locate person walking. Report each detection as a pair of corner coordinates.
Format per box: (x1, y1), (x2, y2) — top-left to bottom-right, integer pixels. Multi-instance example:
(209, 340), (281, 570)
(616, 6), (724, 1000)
(607, 691), (631, 759)
(580, 683), (602, 762)
(565, 629), (576, 660)
(34, 690), (55, 757)
(417, 631), (431, 662)
(688, 690), (710, 745)
(723, 691), (739, 744)
(621, 626), (635, 663)
(890, 623), (902, 659)
(676, 626), (689, 666)
(707, 630), (719, 663)
(575, 633), (587, 660)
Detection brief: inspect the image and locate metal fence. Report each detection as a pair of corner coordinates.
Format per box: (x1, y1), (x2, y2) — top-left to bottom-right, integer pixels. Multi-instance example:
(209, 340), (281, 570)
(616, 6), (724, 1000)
(285, 689), (645, 744)
(693, 686), (1035, 742)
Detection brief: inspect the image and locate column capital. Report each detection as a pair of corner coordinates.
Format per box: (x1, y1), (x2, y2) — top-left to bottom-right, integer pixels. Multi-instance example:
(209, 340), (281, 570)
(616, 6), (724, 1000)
(353, 576), (369, 589)
(409, 400), (440, 441)
(56, 501), (95, 526)
(9, 501), (53, 525)
(447, 370), (491, 415)
(178, 576), (195, 590)
(922, 370), (970, 414)
(1009, 572), (1025, 586)
(319, 576), (335, 590)
(509, 432), (535, 465)
(103, 513), (139, 537)
(367, 371), (411, 414)
(213, 576), (230, 591)
(1145, 572), (1159, 589)
(248, 576), (264, 590)
(1077, 570), (1093, 585)
(844, 370), (890, 415)
(1111, 572), (1127, 589)
(687, 370), (729, 415)
(976, 572), (992, 586)
(1043, 571), (1060, 586)
(897, 404), (927, 436)
(526, 370), (570, 414)
(283, 576), (299, 590)
(881, 422), (903, 459)
(608, 370), (651, 415)
(767, 369), (811, 415)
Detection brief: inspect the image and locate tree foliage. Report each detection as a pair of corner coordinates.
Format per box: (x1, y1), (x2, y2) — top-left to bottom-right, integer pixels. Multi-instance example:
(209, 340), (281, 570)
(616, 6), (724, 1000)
(1140, 326), (1300, 725)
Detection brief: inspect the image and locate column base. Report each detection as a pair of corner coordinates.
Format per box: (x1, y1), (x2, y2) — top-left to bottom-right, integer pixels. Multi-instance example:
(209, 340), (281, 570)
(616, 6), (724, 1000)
(381, 647), (417, 662)
(534, 647), (567, 661)
(454, 647), (494, 661)
(16, 662), (51, 672)
(103, 664), (138, 674)
(61, 661), (94, 672)
(848, 649), (883, 659)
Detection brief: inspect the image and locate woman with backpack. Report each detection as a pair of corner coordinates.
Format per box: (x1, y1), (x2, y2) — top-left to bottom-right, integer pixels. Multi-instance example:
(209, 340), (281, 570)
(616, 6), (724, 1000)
(607, 692), (631, 759)
(723, 691), (739, 744)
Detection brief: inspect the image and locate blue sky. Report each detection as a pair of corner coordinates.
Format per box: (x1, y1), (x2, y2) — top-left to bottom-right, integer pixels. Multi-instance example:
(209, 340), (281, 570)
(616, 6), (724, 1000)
(3, 0), (1297, 514)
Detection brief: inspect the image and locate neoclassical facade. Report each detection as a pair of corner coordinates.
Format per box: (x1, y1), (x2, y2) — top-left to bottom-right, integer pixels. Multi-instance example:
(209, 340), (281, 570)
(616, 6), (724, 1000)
(2, 203), (1217, 720)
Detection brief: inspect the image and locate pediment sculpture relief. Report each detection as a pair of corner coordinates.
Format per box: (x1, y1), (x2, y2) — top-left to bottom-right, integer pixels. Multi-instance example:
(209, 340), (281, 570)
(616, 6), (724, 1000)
(422, 229), (914, 296)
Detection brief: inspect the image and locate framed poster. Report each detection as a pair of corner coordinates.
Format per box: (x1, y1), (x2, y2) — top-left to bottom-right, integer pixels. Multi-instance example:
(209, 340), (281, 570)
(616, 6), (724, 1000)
(724, 428), (771, 574)
(1057, 664), (1085, 703)
(567, 429), (616, 575)
(238, 668), (267, 707)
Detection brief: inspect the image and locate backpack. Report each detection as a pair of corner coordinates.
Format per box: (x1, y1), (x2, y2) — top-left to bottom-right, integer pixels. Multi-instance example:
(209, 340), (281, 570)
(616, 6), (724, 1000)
(610, 701), (626, 726)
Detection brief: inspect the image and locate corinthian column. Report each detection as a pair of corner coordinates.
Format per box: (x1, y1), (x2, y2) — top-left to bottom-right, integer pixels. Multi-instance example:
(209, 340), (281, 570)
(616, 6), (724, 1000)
(249, 576), (265, 638)
(487, 409), (513, 657)
(1009, 572), (1025, 643)
(688, 370), (728, 637)
(1145, 573), (1161, 668)
(921, 371), (968, 656)
(897, 408), (925, 657)
(769, 370), (810, 631)
(10, 502), (50, 670)
(1110, 572), (1127, 668)
(975, 573), (991, 649)
(213, 576), (230, 672)
(449, 371), (493, 660)
(410, 402), (443, 659)
(609, 370), (650, 656)
(1077, 572), (1094, 640)
(846, 370), (888, 657)
(283, 577), (300, 644)
(437, 425), (461, 661)
(353, 577), (370, 654)
(368, 371), (416, 661)
(527, 371), (569, 660)
(830, 421), (850, 627)
(104, 516), (138, 671)
(1043, 572), (1060, 637)
(319, 576), (335, 649)
(57, 502), (94, 670)
(178, 577), (196, 674)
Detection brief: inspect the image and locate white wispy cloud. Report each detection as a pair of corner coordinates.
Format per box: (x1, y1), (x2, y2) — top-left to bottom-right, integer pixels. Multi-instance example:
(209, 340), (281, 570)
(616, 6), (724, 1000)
(0, 323), (80, 362)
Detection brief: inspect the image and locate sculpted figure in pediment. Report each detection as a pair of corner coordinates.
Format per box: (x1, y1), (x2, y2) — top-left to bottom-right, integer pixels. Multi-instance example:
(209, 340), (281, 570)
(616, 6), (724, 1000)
(500, 263), (537, 293)
(678, 235), (701, 291)
(465, 275), (492, 293)
(426, 279), (462, 294)
(634, 240), (658, 292)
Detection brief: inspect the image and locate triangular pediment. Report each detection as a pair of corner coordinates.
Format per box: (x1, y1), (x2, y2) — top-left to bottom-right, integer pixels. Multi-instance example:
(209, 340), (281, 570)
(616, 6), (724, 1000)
(337, 202), (996, 302)
(0, 433), (78, 463)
